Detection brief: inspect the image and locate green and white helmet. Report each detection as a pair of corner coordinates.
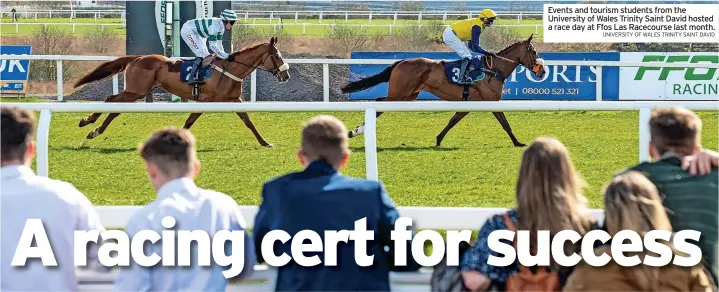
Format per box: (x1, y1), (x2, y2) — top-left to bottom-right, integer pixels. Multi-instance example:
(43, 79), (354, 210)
(220, 9), (237, 22)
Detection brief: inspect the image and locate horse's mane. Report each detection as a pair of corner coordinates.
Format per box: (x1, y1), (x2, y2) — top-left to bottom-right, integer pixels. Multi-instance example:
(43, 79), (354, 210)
(230, 42), (268, 56)
(497, 39), (528, 55)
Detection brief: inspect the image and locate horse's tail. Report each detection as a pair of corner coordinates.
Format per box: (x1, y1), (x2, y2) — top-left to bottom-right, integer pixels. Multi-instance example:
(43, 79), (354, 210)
(74, 56), (141, 88)
(341, 60), (401, 94)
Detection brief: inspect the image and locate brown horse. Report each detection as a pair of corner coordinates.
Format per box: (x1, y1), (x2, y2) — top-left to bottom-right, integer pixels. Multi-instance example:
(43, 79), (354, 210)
(74, 37), (290, 148)
(340, 34), (546, 148)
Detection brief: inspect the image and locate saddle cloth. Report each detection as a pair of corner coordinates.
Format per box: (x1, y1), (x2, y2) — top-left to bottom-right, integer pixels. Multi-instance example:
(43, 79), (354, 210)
(443, 55), (486, 85)
(179, 60), (213, 83)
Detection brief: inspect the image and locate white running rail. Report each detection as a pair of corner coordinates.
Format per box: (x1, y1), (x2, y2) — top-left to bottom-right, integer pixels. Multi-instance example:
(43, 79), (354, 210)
(0, 22), (125, 33)
(236, 22), (542, 36)
(4, 101), (718, 180)
(2, 55), (718, 103)
(232, 10), (544, 24)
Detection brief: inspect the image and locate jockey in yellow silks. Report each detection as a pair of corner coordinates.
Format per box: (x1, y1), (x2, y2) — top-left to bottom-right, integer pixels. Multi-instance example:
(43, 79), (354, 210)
(442, 9), (498, 84)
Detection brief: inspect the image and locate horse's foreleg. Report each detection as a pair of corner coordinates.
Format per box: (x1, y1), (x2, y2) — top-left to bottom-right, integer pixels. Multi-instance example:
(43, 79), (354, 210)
(236, 112), (272, 148)
(182, 113), (203, 129)
(436, 112), (469, 147)
(492, 112), (525, 147)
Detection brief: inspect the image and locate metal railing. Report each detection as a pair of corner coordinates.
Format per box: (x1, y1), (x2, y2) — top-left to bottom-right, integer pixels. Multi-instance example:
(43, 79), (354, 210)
(2, 55), (718, 103)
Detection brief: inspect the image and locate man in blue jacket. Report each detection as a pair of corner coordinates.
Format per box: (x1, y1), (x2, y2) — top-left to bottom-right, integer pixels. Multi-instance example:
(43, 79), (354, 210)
(253, 115), (421, 291)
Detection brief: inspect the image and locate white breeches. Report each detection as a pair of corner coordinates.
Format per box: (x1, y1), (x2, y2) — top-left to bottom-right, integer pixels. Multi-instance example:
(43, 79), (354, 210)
(180, 25), (210, 58)
(443, 26), (472, 59)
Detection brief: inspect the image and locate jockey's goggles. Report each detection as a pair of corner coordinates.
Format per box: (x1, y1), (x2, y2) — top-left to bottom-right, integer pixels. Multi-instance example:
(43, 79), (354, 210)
(484, 17), (496, 23)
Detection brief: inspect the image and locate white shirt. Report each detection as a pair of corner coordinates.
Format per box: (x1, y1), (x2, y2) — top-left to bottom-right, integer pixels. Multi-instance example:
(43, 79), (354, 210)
(186, 17), (229, 59)
(114, 177), (255, 291)
(0, 165), (107, 292)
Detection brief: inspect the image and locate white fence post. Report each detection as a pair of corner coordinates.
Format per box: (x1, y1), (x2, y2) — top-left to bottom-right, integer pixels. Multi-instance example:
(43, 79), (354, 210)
(251, 70), (257, 102)
(323, 63), (330, 102)
(365, 108), (379, 181)
(112, 75), (119, 95)
(638, 108), (651, 163)
(36, 109), (52, 177)
(56, 60), (63, 101)
(595, 66), (603, 101)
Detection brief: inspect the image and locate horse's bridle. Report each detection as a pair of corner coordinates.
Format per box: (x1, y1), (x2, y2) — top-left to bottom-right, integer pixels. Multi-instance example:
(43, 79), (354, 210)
(222, 46), (286, 78)
(489, 42), (544, 74)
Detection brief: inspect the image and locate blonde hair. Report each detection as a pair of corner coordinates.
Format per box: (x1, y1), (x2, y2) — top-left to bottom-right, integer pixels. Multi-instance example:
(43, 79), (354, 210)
(515, 137), (593, 270)
(603, 171), (674, 291)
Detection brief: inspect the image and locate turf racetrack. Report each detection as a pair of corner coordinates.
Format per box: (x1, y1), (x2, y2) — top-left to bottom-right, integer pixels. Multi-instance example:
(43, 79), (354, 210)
(40, 110), (717, 209)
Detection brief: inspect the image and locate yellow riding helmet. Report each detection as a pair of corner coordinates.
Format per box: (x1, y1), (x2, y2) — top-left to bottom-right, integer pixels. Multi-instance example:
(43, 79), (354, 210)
(478, 9), (497, 21)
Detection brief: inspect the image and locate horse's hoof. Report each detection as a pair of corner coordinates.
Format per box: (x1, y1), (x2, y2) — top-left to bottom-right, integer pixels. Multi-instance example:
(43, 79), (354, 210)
(348, 131), (354, 138)
(79, 119), (87, 127)
(86, 132), (97, 139)
(263, 143), (273, 148)
(514, 143), (526, 147)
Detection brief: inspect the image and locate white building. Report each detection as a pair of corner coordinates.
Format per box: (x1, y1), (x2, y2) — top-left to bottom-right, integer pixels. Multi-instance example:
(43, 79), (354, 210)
(75, 0), (99, 8)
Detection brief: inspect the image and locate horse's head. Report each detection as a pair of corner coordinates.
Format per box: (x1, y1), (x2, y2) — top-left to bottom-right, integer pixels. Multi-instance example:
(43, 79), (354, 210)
(519, 34), (545, 79)
(261, 37), (290, 83)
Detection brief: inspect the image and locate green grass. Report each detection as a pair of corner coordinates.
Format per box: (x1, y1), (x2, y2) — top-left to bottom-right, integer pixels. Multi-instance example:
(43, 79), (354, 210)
(0, 17), (541, 37)
(22, 108), (717, 209)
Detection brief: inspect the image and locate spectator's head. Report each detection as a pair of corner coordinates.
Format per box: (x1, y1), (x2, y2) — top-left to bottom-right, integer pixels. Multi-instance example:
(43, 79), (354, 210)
(515, 137), (593, 268)
(603, 171), (674, 290)
(603, 171), (671, 236)
(298, 115), (350, 170)
(139, 127), (200, 191)
(649, 107), (702, 159)
(1, 107), (36, 167)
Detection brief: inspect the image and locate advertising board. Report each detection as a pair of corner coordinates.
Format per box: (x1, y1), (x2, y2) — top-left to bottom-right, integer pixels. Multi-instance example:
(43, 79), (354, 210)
(348, 51), (620, 101)
(0, 45), (32, 94)
(619, 52), (719, 100)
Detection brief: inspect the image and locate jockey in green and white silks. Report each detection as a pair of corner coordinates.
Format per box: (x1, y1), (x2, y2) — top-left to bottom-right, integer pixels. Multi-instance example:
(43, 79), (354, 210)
(180, 9), (238, 84)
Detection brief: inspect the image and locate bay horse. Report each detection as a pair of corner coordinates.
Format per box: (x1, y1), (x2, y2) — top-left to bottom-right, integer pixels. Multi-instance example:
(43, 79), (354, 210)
(73, 37), (290, 148)
(340, 34), (546, 148)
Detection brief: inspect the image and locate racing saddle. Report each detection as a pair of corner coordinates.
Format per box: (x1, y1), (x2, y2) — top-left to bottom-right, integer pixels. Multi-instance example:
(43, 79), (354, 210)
(443, 55), (488, 85)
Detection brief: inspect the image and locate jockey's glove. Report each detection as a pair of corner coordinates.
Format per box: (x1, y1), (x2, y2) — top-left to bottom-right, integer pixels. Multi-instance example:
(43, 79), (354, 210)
(226, 54), (235, 62)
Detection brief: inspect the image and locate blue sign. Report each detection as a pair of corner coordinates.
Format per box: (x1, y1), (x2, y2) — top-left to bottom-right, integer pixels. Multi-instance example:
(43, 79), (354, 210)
(0, 45), (32, 93)
(348, 51), (620, 101)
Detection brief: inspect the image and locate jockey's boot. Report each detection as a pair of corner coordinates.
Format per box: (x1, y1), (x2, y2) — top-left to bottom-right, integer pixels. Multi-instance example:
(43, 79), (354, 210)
(188, 57), (204, 85)
(457, 57), (472, 84)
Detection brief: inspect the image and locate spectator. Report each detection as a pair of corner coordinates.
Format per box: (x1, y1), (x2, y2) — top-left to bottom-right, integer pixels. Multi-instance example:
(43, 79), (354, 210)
(253, 115), (421, 291)
(460, 137), (598, 291)
(564, 171), (715, 291)
(11, 8), (18, 23)
(626, 107), (718, 283)
(114, 127), (255, 290)
(1, 106), (107, 291)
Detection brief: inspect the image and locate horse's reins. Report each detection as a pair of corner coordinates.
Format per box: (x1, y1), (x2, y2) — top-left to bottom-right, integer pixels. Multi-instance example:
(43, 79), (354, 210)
(209, 49), (284, 84)
(487, 49), (543, 73)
